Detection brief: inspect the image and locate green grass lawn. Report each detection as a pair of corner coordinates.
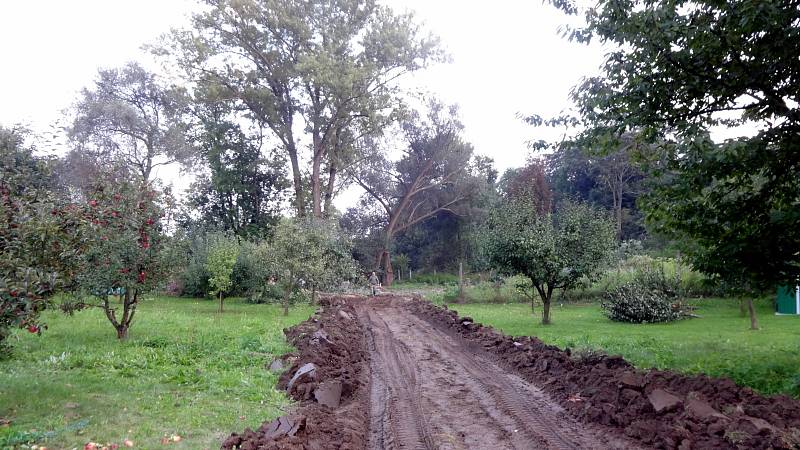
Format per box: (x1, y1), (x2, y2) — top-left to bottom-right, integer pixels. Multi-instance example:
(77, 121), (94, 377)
(443, 298), (800, 398)
(0, 296), (314, 449)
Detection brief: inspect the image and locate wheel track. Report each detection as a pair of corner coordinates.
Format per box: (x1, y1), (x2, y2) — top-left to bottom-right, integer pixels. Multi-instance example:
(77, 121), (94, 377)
(409, 314), (580, 450)
(362, 306), (437, 449)
(357, 297), (640, 450)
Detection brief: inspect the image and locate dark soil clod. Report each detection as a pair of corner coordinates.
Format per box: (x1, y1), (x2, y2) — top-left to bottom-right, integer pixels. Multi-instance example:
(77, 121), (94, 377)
(315, 380), (343, 408)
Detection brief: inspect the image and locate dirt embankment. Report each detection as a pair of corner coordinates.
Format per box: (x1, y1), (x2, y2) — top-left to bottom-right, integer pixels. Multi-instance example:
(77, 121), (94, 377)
(221, 295), (369, 450)
(409, 298), (800, 450)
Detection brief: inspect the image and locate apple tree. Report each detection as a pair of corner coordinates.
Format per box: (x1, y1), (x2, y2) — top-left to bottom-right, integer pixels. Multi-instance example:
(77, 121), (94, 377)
(483, 200), (615, 324)
(1, 126), (83, 353)
(69, 174), (172, 339)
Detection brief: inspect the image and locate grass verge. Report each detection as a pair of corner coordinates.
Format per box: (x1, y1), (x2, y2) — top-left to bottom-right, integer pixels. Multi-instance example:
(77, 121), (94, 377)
(0, 296), (313, 449)
(441, 298), (800, 398)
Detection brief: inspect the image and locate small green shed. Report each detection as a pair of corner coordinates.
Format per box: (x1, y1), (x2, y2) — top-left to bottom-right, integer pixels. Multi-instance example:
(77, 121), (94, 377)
(776, 285), (800, 315)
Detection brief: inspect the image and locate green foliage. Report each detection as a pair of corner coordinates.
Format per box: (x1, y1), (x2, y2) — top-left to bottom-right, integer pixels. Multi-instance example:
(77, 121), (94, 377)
(449, 299), (800, 398)
(75, 178), (170, 296)
(393, 253), (410, 279)
(541, 142), (647, 241)
(67, 174), (172, 338)
(231, 242), (261, 297)
(349, 99), (483, 284)
(162, 0), (444, 216)
(0, 126), (81, 353)
(568, 255), (712, 302)
(180, 265), (209, 298)
(185, 91), (288, 239)
(601, 264), (689, 323)
(205, 233), (240, 301)
(253, 219), (360, 313)
(546, 0), (800, 294)
(244, 283), (284, 304)
(483, 199), (616, 323)
(67, 62), (191, 184)
(0, 296), (313, 448)
(400, 272), (460, 286)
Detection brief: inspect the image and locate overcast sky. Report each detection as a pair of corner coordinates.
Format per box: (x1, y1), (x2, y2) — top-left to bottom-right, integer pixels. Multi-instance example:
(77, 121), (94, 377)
(0, 0), (604, 209)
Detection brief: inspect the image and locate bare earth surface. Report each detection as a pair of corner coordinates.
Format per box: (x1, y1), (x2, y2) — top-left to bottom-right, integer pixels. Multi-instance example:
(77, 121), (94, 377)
(358, 297), (640, 450)
(223, 294), (800, 450)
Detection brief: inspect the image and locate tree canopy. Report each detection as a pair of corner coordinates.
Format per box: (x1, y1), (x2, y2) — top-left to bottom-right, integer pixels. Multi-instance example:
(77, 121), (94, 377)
(348, 100), (484, 285)
(0, 126), (80, 351)
(185, 88), (289, 239)
(67, 62), (192, 184)
(160, 0), (444, 218)
(483, 200), (615, 324)
(545, 0), (800, 292)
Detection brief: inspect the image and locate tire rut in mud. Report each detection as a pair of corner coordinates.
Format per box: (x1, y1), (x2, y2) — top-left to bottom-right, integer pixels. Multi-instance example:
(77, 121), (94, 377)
(357, 299), (638, 450)
(408, 295), (800, 450)
(362, 307), (437, 449)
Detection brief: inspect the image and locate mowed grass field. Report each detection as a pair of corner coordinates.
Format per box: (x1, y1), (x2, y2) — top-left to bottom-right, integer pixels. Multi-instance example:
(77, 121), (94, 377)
(443, 298), (800, 398)
(0, 297), (314, 449)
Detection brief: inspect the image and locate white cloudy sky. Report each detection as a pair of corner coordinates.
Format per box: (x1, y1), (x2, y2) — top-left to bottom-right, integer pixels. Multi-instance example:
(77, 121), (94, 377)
(0, 0), (604, 208)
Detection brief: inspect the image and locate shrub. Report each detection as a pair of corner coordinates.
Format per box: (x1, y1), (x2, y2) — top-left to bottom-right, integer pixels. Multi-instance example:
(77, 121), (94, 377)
(601, 266), (690, 323)
(245, 283), (284, 304)
(181, 262), (210, 298)
(231, 243), (260, 297)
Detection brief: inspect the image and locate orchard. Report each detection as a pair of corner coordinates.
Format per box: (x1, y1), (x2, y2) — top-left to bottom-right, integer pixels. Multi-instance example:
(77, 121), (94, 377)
(2, 0), (800, 448)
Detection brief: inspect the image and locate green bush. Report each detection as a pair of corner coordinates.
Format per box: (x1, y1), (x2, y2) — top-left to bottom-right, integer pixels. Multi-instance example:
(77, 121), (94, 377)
(180, 262), (210, 298)
(569, 255), (712, 302)
(441, 286), (463, 303)
(246, 283), (285, 304)
(231, 242), (259, 296)
(601, 266), (690, 323)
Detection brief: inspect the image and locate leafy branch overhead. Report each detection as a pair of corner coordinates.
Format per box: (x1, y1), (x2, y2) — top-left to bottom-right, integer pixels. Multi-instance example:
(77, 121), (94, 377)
(539, 0), (800, 299)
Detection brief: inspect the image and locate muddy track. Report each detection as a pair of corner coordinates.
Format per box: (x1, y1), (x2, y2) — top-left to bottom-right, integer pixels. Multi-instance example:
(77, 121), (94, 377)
(356, 297), (640, 450)
(223, 294), (800, 450)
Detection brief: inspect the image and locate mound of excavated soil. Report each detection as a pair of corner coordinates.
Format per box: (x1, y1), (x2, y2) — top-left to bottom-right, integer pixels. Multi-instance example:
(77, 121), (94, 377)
(409, 298), (800, 450)
(221, 295), (369, 450)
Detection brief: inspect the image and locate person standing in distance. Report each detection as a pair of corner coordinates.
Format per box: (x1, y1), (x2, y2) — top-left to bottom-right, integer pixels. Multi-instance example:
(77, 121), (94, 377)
(368, 271), (381, 297)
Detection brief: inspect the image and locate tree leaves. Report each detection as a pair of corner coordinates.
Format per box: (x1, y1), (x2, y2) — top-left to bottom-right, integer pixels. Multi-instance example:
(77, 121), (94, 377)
(546, 0), (800, 291)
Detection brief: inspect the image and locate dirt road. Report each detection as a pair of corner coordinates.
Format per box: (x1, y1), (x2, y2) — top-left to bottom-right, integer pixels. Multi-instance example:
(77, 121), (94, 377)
(223, 294), (800, 450)
(357, 297), (638, 450)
